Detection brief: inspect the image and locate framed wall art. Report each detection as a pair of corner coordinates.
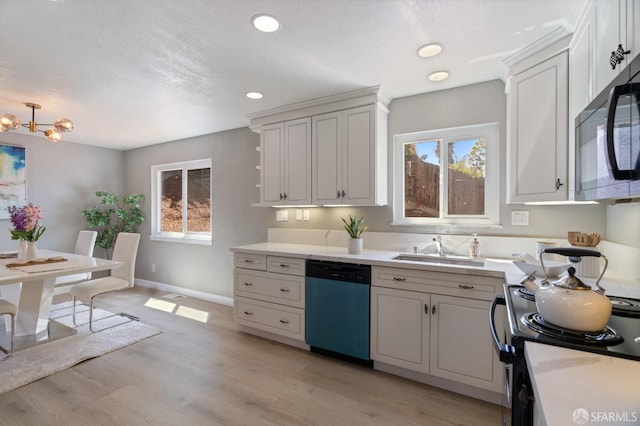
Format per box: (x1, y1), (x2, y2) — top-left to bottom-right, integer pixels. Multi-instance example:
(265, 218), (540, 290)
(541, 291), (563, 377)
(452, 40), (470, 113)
(0, 144), (26, 220)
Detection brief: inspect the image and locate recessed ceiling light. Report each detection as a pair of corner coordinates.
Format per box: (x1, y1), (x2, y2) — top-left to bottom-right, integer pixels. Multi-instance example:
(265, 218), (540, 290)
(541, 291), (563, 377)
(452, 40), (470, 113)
(251, 14), (280, 33)
(428, 71), (450, 82)
(246, 91), (264, 100)
(417, 43), (442, 58)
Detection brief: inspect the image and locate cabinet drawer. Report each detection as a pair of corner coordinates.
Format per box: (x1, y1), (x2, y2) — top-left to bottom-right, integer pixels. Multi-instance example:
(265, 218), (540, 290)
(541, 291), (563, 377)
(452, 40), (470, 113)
(234, 252), (267, 270)
(372, 266), (499, 300)
(235, 297), (305, 341)
(266, 256), (305, 276)
(235, 269), (305, 308)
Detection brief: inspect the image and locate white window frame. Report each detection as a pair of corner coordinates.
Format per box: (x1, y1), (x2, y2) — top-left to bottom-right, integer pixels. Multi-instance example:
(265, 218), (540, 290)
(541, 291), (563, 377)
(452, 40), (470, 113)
(392, 122), (500, 228)
(150, 158), (213, 245)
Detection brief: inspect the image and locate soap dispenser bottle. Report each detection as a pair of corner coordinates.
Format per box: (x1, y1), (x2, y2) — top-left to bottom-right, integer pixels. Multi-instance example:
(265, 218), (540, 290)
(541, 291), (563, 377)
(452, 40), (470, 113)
(469, 234), (480, 258)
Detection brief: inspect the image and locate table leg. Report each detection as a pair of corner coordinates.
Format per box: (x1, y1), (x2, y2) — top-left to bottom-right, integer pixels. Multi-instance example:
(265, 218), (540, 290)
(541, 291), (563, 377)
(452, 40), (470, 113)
(1, 278), (56, 337)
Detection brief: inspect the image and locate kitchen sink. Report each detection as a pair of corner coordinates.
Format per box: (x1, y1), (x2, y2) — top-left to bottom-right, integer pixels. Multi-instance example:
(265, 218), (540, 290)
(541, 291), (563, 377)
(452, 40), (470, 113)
(392, 253), (485, 267)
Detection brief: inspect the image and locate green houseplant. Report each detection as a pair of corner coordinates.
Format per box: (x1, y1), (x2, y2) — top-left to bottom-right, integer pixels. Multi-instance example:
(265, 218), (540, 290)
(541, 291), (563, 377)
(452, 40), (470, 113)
(82, 191), (145, 259)
(341, 214), (367, 254)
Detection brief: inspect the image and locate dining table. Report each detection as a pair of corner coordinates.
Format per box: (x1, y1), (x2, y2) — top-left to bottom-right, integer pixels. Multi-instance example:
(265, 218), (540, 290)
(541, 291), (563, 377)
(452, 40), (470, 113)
(0, 249), (123, 341)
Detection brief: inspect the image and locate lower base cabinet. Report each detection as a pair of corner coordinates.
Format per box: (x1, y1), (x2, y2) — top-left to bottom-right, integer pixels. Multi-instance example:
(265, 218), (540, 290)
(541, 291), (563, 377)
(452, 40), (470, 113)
(371, 270), (503, 394)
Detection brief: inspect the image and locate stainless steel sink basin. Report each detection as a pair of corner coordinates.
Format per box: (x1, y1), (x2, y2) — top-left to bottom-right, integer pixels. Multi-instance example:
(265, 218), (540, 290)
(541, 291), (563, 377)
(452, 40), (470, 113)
(392, 253), (485, 267)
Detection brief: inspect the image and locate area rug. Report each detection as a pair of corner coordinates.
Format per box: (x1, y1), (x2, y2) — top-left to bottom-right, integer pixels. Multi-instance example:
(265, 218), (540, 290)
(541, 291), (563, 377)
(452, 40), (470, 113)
(0, 301), (162, 395)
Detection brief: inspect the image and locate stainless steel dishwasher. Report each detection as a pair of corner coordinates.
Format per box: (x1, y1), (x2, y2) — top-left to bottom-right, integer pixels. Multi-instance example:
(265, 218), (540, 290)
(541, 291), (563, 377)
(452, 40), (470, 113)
(305, 259), (372, 366)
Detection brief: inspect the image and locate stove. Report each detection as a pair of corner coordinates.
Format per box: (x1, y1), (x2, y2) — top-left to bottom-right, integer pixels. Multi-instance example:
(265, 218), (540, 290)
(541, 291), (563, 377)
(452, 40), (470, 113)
(490, 285), (640, 426)
(504, 284), (640, 360)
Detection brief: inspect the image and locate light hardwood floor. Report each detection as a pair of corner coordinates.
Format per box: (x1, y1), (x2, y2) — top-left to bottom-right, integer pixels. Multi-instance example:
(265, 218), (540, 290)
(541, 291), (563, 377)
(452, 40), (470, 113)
(0, 286), (502, 425)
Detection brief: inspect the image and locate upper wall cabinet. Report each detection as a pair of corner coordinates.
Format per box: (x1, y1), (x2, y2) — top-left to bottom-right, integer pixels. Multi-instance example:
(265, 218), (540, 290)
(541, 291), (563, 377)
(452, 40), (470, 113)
(312, 104), (388, 206)
(506, 44), (569, 204)
(248, 86), (389, 207)
(260, 118), (311, 206)
(573, 0), (639, 117)
(594, 0), (638, 96)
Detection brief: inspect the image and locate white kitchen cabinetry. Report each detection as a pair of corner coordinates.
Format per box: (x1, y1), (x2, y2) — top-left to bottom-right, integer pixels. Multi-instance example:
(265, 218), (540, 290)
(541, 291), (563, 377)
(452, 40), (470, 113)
(233, 253), (306, 341)
(260, 117), (311, 206)
(370, 266), (503, 394)
(594, 0), (637, 96)
(506, 50), (569, 204)
(312, 104), (388, 206)
(370, 286), (430, 373)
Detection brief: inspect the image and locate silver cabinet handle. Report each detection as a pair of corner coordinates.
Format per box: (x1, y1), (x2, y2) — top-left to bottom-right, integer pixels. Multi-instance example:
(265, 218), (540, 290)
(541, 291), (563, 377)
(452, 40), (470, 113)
(459, 284), (474, 290)
(244, 311), (253, 315)
(244, 282), (253, 286)
(393, 277), (406, 281)
(280, 288), (290, 293)
(279, 319), (289, 324)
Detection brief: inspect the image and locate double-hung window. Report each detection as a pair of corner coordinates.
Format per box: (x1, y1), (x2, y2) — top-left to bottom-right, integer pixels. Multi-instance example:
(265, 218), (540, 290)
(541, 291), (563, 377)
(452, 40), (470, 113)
(151, 159), (212, 244)
(392, 123), (500, 227)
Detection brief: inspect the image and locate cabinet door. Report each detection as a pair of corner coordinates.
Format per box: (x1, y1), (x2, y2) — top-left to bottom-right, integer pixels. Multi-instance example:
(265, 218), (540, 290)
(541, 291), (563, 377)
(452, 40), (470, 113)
(283, 118), (311, 205)
(342, 105), (375, 204)
(507, 51), (568, 203)
(312, 111), (342, 204)
(261, 123), (284, 205)
(430, 295), (503, 393)
(370, 286), (430, 373)
(594, 0), (624, 95)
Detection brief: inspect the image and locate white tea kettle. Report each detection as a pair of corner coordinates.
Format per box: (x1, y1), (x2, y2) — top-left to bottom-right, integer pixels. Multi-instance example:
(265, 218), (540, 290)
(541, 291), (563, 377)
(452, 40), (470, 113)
(521, 247), (611, 332)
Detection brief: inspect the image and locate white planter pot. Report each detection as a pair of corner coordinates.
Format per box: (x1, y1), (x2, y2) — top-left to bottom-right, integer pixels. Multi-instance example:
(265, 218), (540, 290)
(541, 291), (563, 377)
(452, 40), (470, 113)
(348, 238), (363, 254)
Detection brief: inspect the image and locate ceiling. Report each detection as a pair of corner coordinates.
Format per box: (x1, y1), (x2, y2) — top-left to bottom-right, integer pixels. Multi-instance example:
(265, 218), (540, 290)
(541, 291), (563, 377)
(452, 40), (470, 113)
(0, 0), (587, 150)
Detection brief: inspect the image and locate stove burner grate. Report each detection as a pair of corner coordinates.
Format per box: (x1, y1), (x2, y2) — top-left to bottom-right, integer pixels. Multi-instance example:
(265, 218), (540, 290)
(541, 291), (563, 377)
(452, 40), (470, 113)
(522, 313), (624, 346)
(516, 287), (535, 301)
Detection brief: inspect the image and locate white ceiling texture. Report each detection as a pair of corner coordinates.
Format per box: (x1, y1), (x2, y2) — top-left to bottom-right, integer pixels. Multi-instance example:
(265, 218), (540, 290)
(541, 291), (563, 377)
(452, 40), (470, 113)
(0, 0), (587, 150)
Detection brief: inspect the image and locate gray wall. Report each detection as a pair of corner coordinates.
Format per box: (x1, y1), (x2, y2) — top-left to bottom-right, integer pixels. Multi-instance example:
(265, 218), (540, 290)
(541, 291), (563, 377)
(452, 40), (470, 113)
(268, 80), (607, 239)
(0, 132), (124, 254)
(607, 203), (640, 248)
(124, 127), (271, 298)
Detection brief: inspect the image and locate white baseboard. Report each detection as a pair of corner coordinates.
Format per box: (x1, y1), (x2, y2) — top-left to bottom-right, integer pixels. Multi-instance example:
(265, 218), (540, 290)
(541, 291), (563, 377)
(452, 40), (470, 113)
(134, 278), (234, 307)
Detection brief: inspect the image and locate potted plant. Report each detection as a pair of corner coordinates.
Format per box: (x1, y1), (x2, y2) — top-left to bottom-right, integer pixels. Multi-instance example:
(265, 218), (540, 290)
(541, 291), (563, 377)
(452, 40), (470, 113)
(82, 191), (145, 259)
(341, 214), (367, 254)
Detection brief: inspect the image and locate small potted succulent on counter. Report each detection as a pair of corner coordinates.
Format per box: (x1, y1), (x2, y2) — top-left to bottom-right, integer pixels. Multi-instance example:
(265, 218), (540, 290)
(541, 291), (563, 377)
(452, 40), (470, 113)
(341, 214), (367, 254)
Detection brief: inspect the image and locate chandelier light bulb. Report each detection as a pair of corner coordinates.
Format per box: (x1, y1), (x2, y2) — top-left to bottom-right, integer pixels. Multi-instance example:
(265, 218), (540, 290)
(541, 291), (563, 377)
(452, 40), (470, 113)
(44, 128), (63, 142)
(0, 114), (21, 130)
(54, 118), (73, 132)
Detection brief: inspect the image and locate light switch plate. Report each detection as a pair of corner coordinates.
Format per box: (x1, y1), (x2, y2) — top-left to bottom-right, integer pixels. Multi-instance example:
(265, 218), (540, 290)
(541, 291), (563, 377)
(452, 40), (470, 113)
(276, 210), (288, 222)
(296, 209), (303, 221)
(303, 209), (310, 221)
(511, 210), (529, 226)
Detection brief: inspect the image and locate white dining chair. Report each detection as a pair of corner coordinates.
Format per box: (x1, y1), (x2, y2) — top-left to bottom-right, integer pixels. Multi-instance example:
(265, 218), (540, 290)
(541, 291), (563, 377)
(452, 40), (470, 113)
(70, 232), (140, 332)
(0, 298), (18, 358)
(54, 230), (98, 295)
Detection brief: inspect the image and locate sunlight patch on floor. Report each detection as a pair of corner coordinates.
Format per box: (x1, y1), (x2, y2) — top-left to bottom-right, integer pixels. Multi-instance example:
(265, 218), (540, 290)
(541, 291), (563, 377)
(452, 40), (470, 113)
(144, 297), (210, 323)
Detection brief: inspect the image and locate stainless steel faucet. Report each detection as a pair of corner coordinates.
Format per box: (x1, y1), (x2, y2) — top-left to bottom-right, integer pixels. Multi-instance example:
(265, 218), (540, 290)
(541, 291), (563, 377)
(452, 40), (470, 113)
(433, 236), (443, 256)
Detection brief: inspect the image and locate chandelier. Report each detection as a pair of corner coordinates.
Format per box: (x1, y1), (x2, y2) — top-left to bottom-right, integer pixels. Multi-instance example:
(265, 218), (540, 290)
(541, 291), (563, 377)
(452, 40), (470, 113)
(0, 102), (73, 142)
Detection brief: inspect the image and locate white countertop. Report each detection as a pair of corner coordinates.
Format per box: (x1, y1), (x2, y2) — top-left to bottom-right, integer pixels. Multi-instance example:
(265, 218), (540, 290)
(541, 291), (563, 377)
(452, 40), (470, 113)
(232, 242), (514, 279)
(525, 342), (640, 426)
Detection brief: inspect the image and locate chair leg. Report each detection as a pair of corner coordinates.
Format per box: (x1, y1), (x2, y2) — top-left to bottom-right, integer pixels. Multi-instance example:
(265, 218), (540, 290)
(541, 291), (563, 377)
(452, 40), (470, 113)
(0, 313), (14, 357)
(9, 313), (14, 355)
(89, 296), (95, 333)
(72, 296), (78, 326)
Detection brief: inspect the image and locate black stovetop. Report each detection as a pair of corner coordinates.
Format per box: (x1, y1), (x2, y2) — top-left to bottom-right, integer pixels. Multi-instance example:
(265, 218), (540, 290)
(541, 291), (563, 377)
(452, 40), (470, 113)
(504, 284), (640, 361)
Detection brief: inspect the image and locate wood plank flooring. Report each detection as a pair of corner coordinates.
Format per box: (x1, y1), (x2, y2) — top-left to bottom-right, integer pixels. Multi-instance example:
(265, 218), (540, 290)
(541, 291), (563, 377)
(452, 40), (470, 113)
(0, 286), (502, 425)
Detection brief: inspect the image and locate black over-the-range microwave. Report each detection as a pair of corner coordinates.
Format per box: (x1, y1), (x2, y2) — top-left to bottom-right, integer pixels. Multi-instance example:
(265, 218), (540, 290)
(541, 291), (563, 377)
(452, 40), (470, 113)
(575, 53), (640, 202)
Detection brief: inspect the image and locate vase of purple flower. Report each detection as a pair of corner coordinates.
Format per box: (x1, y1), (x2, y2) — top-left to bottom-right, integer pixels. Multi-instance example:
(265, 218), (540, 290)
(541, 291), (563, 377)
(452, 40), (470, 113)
(8, 204), (46, 260)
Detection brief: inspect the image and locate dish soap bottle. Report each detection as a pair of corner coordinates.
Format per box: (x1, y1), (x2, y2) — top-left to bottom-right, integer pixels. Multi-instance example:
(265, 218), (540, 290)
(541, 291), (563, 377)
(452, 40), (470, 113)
(469, 234), (480, 258)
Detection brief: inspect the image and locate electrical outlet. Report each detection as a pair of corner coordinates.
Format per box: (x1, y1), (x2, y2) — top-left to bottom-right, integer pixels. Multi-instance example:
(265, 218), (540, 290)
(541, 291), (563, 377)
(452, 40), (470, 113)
(303, 209), (310, 221)
(276, 210), (288, 221)
(151, 264), (156, 272)
(296, 209), (303, 220)
(511, 210), (530, 226)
